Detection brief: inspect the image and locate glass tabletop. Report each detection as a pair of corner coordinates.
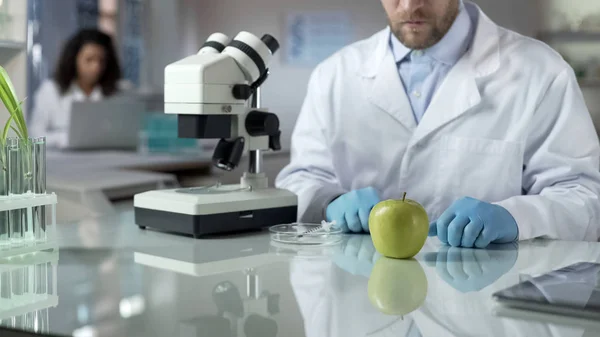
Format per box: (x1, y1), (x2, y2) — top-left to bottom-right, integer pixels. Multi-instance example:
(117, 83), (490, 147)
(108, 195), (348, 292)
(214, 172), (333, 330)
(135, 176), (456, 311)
(0, 211), (599, 337)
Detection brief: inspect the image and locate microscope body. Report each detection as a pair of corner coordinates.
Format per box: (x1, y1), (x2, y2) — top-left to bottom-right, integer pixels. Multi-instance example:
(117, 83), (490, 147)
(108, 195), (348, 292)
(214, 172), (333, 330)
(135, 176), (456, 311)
(133, 32), (298, 238)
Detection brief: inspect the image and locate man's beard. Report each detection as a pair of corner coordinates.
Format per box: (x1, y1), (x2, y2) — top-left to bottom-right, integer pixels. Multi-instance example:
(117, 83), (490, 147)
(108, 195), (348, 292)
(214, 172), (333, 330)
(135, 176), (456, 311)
(391, 6), (459, 50)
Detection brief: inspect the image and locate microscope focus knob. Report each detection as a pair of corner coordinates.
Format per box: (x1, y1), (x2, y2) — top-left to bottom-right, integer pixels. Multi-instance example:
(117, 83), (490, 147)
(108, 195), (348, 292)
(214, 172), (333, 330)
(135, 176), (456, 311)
(232, 84), (252, 100)
(269, 131), (282, 151)
(245, 111), (280, 137)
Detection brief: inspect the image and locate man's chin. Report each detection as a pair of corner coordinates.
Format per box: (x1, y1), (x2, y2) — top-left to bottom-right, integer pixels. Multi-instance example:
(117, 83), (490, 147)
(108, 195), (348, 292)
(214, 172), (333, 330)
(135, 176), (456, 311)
(399, 36), (434, 50)
(396, 28), (436, 49)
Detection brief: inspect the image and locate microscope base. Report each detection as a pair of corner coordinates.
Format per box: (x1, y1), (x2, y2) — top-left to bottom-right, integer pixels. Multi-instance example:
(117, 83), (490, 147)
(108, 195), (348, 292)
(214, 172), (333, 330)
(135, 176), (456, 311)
(133, 185), (298, 238)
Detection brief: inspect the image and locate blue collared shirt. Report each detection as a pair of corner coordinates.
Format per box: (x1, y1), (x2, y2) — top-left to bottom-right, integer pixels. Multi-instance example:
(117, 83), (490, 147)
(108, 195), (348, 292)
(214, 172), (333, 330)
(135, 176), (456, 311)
(390, 1), (474, 124)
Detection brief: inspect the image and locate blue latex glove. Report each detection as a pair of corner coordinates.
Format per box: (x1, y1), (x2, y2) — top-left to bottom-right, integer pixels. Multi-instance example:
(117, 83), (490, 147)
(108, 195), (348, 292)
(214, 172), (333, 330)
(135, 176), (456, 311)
(326, 187), (381, 233)
(423, 243), (518, 292)
(429, 197), (518, 248)
(333, 235), (380, 278)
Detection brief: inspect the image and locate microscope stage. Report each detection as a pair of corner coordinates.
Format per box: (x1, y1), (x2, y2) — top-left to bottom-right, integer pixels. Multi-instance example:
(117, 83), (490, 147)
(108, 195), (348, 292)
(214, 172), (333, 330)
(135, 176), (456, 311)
(134, 185), (298, 238)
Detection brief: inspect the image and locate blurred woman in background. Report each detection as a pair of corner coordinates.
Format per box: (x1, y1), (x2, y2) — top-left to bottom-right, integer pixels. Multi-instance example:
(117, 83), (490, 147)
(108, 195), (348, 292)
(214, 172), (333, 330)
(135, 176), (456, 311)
(29, 28), (125, 147)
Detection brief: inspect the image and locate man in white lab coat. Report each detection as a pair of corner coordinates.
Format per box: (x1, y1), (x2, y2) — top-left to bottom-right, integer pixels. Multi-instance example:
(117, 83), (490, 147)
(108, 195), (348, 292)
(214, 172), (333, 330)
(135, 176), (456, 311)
(275, 0), (600, 247)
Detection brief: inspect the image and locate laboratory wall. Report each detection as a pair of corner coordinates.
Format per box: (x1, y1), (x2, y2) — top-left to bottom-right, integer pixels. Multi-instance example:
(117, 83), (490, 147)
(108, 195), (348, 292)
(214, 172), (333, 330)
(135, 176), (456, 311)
(139, 0), (182, 94)
(537, 0), (600, 137)
(26, 0), (80, 122)
(0, 0), (28, 138)
(539, 0), (600, 32)
(471, 0), (539, 36)
(537, 0), (600, 70)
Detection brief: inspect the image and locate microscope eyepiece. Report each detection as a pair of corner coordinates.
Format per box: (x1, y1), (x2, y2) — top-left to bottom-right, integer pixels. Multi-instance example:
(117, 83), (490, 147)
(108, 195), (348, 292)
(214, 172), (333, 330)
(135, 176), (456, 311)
(223, 32), (279, 85)
(261, 34), (280, 54)
(198, 33), (230, 54)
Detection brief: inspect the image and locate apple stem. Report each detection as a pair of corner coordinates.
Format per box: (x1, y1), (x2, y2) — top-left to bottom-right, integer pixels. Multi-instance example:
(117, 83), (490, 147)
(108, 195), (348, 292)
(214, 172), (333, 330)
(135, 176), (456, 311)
(402, 192), (407, 202)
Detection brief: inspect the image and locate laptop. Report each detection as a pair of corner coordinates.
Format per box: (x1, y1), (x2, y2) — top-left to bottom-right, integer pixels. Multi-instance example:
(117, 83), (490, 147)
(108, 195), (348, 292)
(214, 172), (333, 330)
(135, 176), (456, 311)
(65, 98), (145, 150)
(493, 262), (600, 320)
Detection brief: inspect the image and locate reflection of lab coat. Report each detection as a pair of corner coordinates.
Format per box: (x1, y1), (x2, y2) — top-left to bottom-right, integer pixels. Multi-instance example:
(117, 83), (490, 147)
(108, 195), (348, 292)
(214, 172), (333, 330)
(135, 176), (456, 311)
(288, 240), (600, 337)
(29, 80), (104, 148)
(413, 240), (600, 337)
(275, 1), (600, 242)
(289, 259), (414, 337)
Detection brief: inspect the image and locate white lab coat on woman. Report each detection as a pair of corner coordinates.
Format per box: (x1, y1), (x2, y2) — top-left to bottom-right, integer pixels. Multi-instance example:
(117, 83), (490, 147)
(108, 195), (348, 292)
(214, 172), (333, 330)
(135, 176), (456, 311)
(29, 79), (104, 148)
(275, 2), (600, 242)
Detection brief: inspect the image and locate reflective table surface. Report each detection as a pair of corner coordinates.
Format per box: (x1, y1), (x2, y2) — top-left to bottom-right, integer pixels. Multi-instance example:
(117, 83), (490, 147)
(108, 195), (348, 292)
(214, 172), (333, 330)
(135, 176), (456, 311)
(1, 210), (600, 337)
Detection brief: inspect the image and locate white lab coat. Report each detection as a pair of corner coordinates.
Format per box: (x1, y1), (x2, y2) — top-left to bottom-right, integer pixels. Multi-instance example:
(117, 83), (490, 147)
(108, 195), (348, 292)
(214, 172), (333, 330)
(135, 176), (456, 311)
(29, 79), (104, 148)
(275, 2), (600, 242)
(289, 258), (414, 337)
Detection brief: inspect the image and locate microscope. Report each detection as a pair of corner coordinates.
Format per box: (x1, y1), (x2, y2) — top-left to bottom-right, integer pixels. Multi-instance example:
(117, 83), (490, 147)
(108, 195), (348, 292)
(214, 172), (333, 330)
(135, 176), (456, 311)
(132, 227), (285, 337)
(133, 32), (298, 238)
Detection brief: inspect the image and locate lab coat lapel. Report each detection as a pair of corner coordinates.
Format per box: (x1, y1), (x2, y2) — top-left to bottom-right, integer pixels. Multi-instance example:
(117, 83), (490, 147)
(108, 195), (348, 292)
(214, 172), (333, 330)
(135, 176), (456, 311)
(410, 58), (481, 146)
(409, 2), (500, 146)
(363, 30), (417, 131)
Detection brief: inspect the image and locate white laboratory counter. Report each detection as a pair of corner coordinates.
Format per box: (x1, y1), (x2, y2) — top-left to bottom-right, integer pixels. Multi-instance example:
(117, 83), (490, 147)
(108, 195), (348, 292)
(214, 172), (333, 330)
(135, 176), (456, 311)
(46, 150), (212, 220)
(1, 210), (599, 337)
(46, 150), (212, 173)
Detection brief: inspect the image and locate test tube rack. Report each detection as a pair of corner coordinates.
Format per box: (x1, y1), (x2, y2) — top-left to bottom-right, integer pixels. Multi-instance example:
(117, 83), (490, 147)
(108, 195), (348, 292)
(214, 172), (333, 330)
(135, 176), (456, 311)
(0, 193), (58, 259)
(0, 247), (59, 332)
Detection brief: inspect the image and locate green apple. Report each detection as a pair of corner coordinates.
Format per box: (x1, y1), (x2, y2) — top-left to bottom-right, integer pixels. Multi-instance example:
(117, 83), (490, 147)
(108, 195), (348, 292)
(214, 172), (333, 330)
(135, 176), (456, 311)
(369, 193), (429, 259)
(368, 257), (428, 316)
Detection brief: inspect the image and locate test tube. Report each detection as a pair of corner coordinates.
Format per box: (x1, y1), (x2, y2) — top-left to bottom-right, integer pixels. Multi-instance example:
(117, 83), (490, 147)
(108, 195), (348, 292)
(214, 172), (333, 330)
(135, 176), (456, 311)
(34, 262), (47, 295)
(32, 137), (46, 242)
(0, 163), (8, 246)
(34, 310), (41, 333)
(12, 265), (24, 300)
(23, 138), (35, 241)
(0, 270), (10, 300)
(13, 314), (24, 330)
(40, 308), (49, 333)
(7, 138), (25, 245)
(25, 312), (35, 332)
(25, 263), (32, 300)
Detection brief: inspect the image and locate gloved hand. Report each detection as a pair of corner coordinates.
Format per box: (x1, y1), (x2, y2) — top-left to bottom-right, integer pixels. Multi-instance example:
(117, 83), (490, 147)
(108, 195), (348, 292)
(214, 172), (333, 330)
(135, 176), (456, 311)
(333, 235), (380, 278)
(423, 243), (518, 292)
(429, 197), (518, 248)
(326, 187), (381, 233)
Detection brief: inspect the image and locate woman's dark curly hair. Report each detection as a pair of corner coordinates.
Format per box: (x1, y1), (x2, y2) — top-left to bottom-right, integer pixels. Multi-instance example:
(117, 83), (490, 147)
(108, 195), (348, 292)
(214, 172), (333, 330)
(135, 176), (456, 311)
(54, 29), (122, 96)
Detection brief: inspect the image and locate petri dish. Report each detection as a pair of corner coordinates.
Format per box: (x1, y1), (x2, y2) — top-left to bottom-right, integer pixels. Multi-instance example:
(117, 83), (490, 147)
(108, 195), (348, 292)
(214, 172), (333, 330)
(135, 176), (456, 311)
(269, 223), (343, 245)
(269, 240), (342, 259)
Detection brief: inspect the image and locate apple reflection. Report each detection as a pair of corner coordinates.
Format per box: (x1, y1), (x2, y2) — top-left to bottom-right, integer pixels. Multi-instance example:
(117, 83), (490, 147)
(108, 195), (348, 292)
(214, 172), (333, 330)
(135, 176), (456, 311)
(290, 235), (423, 337)
(368, 257), (428, 317)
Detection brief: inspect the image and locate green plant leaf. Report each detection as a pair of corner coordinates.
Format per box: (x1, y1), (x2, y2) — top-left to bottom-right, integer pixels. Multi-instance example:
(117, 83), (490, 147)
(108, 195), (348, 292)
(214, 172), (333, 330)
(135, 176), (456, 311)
(0, 83), (17, 118)
(0, 66), (18, 114)
(10, 125), (22, 138)
(10, 98), (27, 137)
(2, 115), (13, 142)
(4, 106), (20, 138)
(0, 66), (18, 105)
(0, 79), (17, 109)
(4, 99), (27, 140)
(0, 67), (28, 139)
